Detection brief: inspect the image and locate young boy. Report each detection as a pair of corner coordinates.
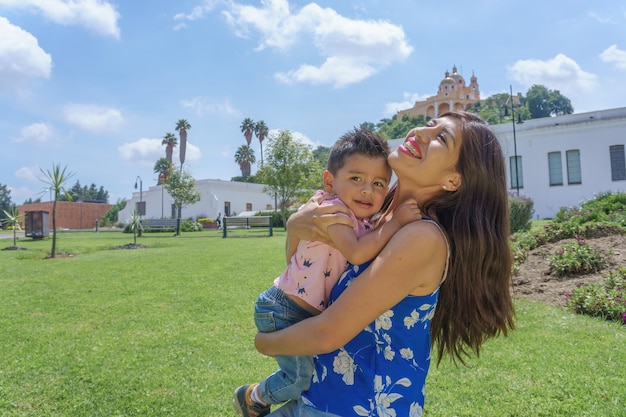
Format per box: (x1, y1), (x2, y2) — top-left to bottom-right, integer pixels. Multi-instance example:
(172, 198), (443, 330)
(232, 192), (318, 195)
(233, 127), (420, 417)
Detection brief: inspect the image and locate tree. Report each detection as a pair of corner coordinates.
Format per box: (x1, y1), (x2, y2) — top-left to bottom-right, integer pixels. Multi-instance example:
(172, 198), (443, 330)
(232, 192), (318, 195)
(162, 132), (177, 163)
(164, 169), (200, 235)
(255, 130), (323, 228)
(234, 145), (256, 178)
(526, 85), (573, 118)
(175, 119), (191, 170)
(254, 120), (269, 166)
(2, 206), (22, 247)
(312, 145), (331, 168)
(240, 117), (255, 146)
(548, 89), (574, 116)
(154, 157), (174, 185)
(0, 183), (12, 220)
(60, 180), (108, 202)
(101, 199), (127, 227)
(39, 163), (74, 258)
(375, 114), (428, 139)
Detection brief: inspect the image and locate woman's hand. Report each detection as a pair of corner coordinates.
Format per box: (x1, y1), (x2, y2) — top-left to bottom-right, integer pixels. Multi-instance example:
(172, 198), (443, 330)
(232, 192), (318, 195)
(287, 193), (354, 246)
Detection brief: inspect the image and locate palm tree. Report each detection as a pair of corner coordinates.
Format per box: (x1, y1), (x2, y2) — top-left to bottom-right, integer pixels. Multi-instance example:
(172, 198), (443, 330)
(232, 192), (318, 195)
(234, 145), (256, 178)
(175, 119), (191, 170)
(153, 158), (174, 185)
(254, 120), (269, 166)
(39, 163), (74, 258)
(161, 132), (177, 163)
(240, 118), (255, 146)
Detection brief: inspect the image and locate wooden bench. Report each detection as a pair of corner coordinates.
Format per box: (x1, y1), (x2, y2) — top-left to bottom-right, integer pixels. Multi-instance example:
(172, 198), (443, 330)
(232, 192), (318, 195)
(222, 216), (273, 238)
(140, 219), (178, 232)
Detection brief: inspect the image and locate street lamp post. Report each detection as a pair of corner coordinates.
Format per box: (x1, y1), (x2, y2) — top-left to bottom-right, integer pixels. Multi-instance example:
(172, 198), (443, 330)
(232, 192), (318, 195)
(134, 176), (143, 220)
(509, 85), (520, 197)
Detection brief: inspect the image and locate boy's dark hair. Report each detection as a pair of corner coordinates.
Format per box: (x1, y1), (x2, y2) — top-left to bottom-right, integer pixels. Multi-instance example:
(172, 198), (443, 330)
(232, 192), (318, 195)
(327, 127), (390, 174)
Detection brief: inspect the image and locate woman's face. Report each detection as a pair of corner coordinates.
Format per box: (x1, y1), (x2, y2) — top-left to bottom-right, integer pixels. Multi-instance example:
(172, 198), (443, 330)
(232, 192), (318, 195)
(388, 115), (463, 192)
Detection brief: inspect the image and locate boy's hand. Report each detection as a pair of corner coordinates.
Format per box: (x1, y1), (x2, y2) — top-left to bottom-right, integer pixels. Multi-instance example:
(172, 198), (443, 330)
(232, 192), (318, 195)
(393, 200), (421, 226)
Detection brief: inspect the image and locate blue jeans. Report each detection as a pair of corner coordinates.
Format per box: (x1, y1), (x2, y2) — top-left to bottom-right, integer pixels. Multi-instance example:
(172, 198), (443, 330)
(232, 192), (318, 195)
(267, 399), (341, 417)
(255, 286), (315, 405)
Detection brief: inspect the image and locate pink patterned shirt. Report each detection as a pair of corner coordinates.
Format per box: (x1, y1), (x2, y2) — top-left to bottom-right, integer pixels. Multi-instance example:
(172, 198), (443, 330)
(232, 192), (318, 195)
(274, 195), (372, 312)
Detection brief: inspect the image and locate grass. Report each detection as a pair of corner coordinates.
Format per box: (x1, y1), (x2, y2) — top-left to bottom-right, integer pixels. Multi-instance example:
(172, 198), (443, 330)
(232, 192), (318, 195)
(0, 230), (624, 416)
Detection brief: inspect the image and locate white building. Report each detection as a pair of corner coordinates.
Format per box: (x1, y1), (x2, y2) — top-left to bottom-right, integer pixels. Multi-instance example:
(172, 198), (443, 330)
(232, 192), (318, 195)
(388, 107), (626, 219)
(119, 178), (275, 224)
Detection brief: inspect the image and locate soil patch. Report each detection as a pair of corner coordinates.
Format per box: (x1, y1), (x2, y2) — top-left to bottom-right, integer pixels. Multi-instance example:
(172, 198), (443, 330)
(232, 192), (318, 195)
(513, 234), (626, 307)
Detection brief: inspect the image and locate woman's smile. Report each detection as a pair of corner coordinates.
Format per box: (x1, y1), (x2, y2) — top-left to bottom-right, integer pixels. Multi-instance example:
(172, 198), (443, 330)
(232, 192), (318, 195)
(399, 137), (422, 158)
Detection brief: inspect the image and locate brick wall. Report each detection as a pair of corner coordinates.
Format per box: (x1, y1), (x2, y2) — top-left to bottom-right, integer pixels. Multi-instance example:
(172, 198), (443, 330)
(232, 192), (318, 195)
(18, 201), (113, 230)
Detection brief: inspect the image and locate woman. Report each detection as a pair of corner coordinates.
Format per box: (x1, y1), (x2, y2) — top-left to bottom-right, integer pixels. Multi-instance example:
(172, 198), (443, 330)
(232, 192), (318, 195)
(255, 111), (515, 416)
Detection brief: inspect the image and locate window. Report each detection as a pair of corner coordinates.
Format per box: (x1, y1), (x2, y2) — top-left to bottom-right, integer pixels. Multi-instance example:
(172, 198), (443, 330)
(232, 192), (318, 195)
(136, 201), (146, 216)
(548, 152), (563, 186)
(566, 149), (582, 185)
(246, 203), (252, 211)
(224, 201), (231, 217)
(610, 145), (626, 181)
(509, 155), (523, 190)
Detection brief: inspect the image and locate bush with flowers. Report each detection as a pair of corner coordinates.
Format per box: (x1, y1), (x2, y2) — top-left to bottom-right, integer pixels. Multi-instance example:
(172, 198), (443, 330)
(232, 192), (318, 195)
(547, 238), (606, 277)
(565, 268), (626, 325)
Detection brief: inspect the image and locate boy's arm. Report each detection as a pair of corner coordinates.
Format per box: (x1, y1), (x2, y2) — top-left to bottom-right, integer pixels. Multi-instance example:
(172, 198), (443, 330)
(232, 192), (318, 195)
(327, 201), (421, 265)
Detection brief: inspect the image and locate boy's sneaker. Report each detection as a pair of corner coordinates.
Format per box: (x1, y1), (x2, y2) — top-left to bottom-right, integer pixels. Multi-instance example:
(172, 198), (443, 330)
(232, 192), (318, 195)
(233, 383), (270, 417)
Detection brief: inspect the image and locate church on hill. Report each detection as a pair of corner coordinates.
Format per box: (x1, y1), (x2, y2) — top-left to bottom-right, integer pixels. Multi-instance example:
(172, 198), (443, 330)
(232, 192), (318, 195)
(396, 65), (480, 119)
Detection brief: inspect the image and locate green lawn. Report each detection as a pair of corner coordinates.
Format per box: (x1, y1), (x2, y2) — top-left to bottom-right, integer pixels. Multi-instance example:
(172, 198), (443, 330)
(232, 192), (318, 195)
(0, 230), (624, 416)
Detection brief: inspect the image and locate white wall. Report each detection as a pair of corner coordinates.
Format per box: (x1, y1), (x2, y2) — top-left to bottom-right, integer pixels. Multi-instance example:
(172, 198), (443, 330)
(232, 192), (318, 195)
(493, 107), (626, 219)
(119, 178), (275, 224)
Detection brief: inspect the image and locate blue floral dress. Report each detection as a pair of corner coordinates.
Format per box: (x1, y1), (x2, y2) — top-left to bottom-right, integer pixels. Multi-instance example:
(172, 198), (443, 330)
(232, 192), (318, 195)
(301, 222), (447, 417)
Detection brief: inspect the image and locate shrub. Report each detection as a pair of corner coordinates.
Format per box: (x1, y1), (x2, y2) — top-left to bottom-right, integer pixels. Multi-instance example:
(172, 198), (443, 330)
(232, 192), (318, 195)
(180, 219), (202, 232)
(547, 238), (606, 277)
(509, 195), (534, 233)
(565, 268), (626, 324)
(197, 217), (215, 224)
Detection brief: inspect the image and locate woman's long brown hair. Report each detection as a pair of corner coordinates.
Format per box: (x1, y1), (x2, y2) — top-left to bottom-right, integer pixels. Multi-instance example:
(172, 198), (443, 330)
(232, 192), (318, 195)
(384, 111), (515, 364)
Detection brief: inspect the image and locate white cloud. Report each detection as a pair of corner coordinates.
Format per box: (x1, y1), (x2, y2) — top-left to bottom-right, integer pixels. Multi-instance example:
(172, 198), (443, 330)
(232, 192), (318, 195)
(63, 103), (124, 132)
(599, 44), (626, 70)
(0, 0), (121, 38)
(383, 92), (432, 117)
(12, 122), (56, 143)
(223, 0), (412, 87)
(508, 53), (598, 95)
(15, 166), (40, 182)
(173, 0), (220, 30)
(0, 17), (52, 94)
(118, 138), (201, 167)
(181, 96), (240, 117)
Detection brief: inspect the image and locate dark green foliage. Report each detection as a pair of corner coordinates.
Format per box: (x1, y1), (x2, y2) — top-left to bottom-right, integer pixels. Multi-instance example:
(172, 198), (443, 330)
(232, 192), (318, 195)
(565, 268), (626, 324)
(509, 195), (534, 233)
(101, 199), (127, 226)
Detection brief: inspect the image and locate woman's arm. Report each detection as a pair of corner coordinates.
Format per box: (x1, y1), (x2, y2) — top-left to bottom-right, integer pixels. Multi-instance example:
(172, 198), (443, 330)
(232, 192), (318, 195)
(326, 200), (421, 265)
(256, 221), (447, 356)
(285, 195), (353, 262)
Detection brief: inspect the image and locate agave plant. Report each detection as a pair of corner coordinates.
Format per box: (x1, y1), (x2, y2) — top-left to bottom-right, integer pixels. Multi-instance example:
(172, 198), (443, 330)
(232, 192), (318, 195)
(2, 206), (22, 248)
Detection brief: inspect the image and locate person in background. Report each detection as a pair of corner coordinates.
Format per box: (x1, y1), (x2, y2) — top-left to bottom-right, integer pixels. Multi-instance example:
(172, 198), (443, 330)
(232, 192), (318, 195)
(255, 111), (516, 417)
(233, 127), (421, 417)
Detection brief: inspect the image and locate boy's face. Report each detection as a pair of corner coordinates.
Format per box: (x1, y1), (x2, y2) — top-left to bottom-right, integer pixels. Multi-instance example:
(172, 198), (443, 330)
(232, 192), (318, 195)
(323, 154), (391, 220)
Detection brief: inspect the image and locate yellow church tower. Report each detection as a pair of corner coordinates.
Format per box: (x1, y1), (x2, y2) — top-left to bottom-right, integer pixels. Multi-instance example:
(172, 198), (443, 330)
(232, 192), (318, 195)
(396, 66), (480, 119)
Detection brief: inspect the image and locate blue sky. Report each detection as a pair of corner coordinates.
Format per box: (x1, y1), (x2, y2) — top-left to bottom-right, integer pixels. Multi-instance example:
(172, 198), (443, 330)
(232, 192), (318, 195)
(1, 0), (625, 205)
